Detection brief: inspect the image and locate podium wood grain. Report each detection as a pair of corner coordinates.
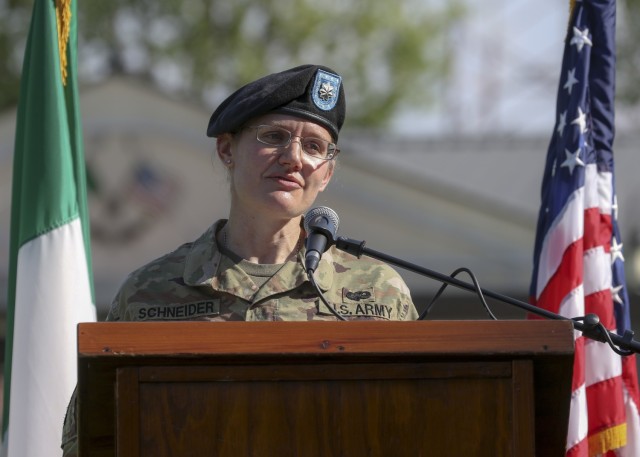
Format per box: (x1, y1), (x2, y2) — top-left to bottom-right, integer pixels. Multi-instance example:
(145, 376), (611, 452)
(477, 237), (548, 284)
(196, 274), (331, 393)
(77, 320), (573, 456)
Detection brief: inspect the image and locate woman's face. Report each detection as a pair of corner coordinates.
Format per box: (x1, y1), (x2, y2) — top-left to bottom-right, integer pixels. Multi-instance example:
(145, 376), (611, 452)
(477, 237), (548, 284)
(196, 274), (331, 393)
(217, 113), (336, 221)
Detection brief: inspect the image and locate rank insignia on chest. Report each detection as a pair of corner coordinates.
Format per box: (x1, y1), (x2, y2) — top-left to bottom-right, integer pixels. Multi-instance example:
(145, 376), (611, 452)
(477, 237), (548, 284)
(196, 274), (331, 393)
(342, 287), (375, 304)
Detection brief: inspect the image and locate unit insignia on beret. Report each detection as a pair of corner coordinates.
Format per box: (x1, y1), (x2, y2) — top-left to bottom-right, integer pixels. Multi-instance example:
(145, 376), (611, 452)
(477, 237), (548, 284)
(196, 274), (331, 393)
(312, 69), (341, 111)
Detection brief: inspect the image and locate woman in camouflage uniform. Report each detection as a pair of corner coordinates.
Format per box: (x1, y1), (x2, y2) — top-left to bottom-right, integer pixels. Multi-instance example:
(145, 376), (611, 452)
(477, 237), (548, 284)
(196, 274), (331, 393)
(62, 64), (417, 456)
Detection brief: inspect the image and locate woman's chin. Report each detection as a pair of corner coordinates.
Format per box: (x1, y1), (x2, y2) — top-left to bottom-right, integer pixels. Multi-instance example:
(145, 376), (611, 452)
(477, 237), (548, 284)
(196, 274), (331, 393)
(260, 192), (312, 218)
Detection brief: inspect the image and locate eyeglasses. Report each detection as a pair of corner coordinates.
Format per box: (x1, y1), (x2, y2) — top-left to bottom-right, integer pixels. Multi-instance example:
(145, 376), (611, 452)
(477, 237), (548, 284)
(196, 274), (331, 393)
(247, 125), (340, 161)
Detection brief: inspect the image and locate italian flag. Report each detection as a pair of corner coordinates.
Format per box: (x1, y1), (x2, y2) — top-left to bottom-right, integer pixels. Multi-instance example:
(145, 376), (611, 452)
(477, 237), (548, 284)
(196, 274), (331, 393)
(2, 0), (96, 455)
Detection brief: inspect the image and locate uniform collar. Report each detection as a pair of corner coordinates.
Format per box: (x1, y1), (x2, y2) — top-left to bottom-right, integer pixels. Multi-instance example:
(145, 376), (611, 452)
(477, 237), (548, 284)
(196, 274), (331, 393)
(183, 220), (225, 287)
(182, 219), (335, 293)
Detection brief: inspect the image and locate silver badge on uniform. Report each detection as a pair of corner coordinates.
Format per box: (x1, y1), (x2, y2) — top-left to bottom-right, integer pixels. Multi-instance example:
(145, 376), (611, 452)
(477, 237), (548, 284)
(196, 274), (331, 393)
(312, 69), (341, 111)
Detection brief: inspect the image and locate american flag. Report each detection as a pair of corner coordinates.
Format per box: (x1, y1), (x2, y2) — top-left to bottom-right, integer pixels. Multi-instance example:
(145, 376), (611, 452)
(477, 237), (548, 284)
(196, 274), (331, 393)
(529, 0), (640, 455)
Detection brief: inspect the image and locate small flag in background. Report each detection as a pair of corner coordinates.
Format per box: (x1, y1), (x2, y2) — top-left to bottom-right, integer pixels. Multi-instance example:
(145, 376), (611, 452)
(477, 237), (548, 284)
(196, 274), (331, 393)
(529, 0), (640, 456)
(2, 0), (96, 455)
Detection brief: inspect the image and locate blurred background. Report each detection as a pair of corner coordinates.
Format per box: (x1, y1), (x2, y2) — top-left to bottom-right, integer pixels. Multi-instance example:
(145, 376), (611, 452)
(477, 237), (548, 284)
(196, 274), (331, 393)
(2, 0), (640, 323)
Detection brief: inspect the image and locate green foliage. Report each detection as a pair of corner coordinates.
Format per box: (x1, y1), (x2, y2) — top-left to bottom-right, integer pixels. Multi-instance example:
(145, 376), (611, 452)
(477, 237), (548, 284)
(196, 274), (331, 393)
(618, 0), (640, 106)
(1, 0), (464, 127)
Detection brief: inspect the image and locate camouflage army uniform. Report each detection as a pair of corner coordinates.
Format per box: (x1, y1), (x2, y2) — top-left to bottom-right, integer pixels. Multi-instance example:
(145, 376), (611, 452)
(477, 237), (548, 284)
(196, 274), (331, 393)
(108, 220), (417, 322)
(62, 220), (417, 455)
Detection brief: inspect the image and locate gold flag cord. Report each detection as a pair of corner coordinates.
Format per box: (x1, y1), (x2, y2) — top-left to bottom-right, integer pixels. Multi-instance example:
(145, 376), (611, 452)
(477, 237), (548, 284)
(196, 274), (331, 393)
(567, 0), (577, 33)
(55, 0), (71, 85)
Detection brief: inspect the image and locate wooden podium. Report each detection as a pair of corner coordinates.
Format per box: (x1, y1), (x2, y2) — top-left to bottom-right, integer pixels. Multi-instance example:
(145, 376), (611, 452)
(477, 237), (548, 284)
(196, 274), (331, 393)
(77, 320), (574, 456)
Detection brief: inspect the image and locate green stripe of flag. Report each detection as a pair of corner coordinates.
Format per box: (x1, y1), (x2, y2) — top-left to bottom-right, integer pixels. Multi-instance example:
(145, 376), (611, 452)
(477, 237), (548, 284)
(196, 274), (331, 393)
(3, 0), (94, 448)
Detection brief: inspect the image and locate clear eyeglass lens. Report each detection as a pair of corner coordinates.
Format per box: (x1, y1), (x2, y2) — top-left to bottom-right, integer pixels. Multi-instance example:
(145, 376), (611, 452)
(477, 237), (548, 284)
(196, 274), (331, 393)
(255, 125), (336, 160)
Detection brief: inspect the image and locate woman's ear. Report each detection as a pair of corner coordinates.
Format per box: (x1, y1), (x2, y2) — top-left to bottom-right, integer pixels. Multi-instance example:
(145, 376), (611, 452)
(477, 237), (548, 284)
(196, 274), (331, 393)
(216, 133), (234, 167)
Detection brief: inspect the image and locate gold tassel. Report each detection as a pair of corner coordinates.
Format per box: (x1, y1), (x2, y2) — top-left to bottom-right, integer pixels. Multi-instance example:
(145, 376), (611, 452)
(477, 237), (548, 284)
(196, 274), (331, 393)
(587, 423), (627, 457)
(55, 0), (72, 86)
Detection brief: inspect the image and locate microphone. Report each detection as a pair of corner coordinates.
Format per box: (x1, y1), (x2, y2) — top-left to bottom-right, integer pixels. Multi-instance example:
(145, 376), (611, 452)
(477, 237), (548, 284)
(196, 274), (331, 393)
(303, 206), (339, 274)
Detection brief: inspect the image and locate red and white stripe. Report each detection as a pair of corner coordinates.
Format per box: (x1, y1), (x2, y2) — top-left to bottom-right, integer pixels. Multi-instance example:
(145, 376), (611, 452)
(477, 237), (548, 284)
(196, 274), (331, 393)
(533, 163), (640, 456)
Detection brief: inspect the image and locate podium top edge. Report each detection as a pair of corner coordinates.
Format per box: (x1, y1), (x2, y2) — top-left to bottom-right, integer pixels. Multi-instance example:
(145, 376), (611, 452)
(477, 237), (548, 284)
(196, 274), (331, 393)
(77, 320), (575, 358)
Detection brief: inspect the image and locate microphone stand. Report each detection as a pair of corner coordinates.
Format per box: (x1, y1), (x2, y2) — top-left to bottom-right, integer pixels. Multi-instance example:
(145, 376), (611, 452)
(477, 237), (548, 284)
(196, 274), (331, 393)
(335, 236), (640, 355)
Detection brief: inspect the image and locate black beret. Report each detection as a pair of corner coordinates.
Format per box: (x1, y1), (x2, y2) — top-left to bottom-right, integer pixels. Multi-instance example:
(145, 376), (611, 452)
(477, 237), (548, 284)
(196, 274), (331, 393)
(206, 64), (346, 141)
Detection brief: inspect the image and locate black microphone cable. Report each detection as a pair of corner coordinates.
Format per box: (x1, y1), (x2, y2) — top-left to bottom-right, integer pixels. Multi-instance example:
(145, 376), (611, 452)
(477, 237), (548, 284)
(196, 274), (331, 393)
(418, 267), (497, 321)
(307, 270), (347, 321)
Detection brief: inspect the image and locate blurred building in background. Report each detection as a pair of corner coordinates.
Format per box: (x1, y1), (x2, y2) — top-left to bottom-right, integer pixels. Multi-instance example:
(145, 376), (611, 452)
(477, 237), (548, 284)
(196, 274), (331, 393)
(2, 76), (640, 325)
(2, 0), (640, 321)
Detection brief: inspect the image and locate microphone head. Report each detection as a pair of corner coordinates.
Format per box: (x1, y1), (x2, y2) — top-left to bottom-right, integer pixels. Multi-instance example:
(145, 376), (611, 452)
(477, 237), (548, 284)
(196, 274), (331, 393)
(304, 206), (340, 236)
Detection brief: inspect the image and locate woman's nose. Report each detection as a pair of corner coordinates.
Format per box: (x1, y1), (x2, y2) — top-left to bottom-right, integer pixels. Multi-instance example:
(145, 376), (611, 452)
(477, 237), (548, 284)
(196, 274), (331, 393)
(279, 138), (304, 167)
